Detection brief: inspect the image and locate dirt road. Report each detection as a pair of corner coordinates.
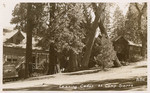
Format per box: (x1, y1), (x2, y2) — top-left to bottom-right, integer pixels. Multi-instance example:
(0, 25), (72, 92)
(3, 60), (147, 91)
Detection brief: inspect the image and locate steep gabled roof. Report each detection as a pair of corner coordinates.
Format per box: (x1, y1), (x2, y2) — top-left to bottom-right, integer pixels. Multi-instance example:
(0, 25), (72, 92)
(112, 36), (142, 47)
(127, 40), (142, 47)
(3, 29), (18, 42)
(3, 29), (42, 50)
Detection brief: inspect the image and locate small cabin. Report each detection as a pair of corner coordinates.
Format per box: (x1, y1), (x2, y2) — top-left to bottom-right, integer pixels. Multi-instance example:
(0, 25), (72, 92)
(112, 36), (142, 62)
(3, 29), (49, 71)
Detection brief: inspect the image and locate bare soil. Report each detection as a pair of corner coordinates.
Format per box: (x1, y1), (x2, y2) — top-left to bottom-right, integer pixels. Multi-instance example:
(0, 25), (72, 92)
(3, 60), (147, 91)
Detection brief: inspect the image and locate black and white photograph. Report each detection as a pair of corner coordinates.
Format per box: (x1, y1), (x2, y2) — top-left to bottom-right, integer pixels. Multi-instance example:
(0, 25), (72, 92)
(0, 0), (149, 92)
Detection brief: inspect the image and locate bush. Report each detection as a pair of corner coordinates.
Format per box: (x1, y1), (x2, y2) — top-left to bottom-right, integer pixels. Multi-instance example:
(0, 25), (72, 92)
(94, 35), (116, 69)
(130, 54), (143, 62)
(121, 61), (129, 66)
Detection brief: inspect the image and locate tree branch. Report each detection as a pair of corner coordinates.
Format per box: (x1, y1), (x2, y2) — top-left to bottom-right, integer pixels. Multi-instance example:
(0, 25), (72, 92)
(141, 3), (147, 14)
(92, 3), (98, 16)
(134, 3), (141, 13)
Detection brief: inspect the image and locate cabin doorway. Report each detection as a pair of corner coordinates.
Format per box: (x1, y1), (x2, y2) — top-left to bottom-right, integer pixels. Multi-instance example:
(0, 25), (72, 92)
(117, 53), (126, 61)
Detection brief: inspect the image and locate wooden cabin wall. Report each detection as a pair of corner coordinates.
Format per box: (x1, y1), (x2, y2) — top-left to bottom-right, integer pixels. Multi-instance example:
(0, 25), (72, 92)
(3, 46), (49, 73)
(128, 45), (142, 62)
(113, 37), (129, 61)
(3, 47), (26, 65)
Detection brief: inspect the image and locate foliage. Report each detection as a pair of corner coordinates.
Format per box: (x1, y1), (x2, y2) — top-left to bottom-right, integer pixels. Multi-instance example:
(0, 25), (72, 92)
(125, 3), (147, 57)
(42, 3), (85, 53)
(11, 3), (86, 54)
(89, 3), (122, 68)
(124, 3), (147, 43)
(54, 3), (85, 53)
(11, 3), (27, 31)
(93, 35), (116, 69)
(112, 6), (126, 38)
(11, 3), (124, 72)
(11, 3), (46, 34)
(130, 54), (143, 62)
(124, 3), (141, 43)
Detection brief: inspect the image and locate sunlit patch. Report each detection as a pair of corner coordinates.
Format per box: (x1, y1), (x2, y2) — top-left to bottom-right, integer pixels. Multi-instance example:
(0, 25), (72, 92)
(116, 2), (129, 16)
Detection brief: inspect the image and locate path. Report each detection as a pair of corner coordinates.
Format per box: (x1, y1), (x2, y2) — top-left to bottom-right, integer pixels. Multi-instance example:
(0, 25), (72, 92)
(3, 60), (147, 91)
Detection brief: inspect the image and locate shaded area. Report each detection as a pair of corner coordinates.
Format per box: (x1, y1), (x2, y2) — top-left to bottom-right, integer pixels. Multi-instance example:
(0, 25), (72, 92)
(65, 69), (102, 75)
(134, 65), (147, 68)
(26, 76), (55, 81)
(3, 76), (147, 91)
(3, 76), (55, 84)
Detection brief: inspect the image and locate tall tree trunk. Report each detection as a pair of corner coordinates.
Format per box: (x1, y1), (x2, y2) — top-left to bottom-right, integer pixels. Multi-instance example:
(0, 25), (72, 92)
(81, 17), (100, 69)
(81, 4), (104, 69)
(47, 43), (56, 75)
(141, 32), (147, 58)
(25, 3), (34, 78)
(138, 14), (147, 58)
(135, 3), (147, 58)
(67, 49), (78, 72)
(46, 3), (58, 75)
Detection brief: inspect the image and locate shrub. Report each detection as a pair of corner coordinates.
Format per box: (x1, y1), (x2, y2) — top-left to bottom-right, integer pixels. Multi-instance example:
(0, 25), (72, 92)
(130, 54), (143, 62)
(94, 35), (116, 69)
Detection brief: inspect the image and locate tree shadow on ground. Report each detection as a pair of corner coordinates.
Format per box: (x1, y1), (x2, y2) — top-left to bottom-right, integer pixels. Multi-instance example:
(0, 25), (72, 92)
(3, 76), (147, 91)
(26, 76), (55, 81)
(3, 76), (55, 84)
(134, 65), (147, 68)
(65, 69), (102, 75)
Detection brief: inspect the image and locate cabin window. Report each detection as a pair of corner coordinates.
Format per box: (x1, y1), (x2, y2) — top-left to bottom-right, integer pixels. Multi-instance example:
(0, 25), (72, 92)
(13, 59), (17, 62)
(6, 55), (12, 62)
(7, 58), (12, 62)
(7, 58), (17, 63)
(6, 55), (18, 63)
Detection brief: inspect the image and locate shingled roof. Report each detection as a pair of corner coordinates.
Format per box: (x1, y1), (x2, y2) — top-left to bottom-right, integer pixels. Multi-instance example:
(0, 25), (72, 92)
(3, 29), (42, 50)
(112, 36), (142, 47)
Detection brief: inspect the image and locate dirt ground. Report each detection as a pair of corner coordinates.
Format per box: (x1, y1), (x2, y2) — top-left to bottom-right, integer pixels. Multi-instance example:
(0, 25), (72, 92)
(3, 60), (147, 91)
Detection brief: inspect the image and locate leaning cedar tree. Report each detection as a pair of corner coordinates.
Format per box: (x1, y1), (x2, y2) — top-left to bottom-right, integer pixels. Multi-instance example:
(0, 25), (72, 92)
(81, 3), (102, 69)
(97, 4), (122, 67)
(98, 26), (122, 67)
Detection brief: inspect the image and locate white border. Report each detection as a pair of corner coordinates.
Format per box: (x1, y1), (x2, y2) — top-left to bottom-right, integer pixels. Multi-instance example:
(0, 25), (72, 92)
(0, 0), (149, 93)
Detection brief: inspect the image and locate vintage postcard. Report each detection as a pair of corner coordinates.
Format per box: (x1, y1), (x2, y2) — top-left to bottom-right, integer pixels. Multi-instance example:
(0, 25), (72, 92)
(0, 0), (149, 92)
